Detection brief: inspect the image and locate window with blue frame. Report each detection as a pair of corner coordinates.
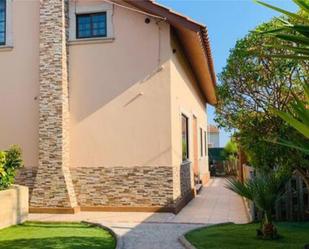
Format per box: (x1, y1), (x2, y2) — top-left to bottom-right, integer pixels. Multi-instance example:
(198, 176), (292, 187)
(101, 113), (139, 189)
(0, 0), (5, 45)
(76, 12), (107, 39)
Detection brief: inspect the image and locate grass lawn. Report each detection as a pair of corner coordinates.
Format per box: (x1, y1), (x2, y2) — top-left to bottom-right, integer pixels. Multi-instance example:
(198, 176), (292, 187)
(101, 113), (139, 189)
(186, 222), (309, 249)
(0, 222), (116, 249)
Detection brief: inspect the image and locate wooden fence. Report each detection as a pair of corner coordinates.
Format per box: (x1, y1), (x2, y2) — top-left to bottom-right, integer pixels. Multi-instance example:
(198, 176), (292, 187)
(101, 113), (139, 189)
(274, 174), (309, 221)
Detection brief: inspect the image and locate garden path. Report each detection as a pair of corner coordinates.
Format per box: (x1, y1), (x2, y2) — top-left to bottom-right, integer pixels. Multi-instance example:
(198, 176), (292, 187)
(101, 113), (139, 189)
(29, 177), (249, 249)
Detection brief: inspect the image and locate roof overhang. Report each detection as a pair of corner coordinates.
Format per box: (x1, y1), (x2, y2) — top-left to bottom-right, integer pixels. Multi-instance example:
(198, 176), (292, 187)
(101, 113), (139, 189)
(122, 0), (217, 105)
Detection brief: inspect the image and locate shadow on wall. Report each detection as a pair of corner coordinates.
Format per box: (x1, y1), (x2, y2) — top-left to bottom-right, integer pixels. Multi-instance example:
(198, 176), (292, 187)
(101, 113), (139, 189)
(70, 60), (170, 123)
(69, 5), (171, 123)
(171, 34), (206, 106)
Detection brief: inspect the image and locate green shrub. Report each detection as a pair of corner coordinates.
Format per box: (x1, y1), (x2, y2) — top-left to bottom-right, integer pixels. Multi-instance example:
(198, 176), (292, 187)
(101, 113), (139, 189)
(0, 145), (23, 190)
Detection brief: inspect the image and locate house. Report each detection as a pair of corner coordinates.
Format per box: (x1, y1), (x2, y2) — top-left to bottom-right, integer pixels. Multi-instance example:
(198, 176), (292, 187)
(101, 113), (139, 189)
(0, 0), (216, 214)
(207, 124), (220, 148)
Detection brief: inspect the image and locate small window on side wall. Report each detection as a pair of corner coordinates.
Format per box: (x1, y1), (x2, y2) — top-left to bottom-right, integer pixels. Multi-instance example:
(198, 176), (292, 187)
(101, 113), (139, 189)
(200, 128), (203, 157)
(204, 131), (207, 156)
(182, 114), (189, 162)
(0, 0), (6, 45)
(76, 12), (107, 39)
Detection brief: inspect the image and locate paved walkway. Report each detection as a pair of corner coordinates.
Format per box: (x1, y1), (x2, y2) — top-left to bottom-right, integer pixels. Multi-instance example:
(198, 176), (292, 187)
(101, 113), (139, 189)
(174, 177), (249, 224)
(29, 178), (249, 249)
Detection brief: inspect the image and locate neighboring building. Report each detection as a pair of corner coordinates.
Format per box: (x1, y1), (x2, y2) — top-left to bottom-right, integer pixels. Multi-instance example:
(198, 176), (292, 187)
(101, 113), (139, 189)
(207, 125), (220, 148)
(0, 0), (216, 214)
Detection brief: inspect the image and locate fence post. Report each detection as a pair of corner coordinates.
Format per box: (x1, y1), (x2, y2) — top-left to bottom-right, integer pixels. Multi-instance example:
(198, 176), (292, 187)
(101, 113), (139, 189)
(297, 175), (304, 221)
(285, 180), (293, 221)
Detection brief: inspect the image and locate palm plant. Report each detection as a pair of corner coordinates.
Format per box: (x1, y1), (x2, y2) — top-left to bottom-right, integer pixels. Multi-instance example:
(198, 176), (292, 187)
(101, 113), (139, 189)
(227, 170), (289, 239)
(272, 84), (309, 154)
(255, 0), (309, 59)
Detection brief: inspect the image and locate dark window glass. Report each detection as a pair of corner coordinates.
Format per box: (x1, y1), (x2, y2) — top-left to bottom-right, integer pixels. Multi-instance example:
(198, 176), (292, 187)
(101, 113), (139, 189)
(182, 114), (189, 161)
(200, 128), (203, 157)
(0, 0), (5, 45)
(204, 131), (207, 156)
(77, 12), (106, 39)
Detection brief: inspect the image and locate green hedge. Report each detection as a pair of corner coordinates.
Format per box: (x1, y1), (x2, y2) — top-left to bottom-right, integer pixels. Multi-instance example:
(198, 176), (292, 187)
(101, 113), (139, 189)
(0, 145), (23, 190)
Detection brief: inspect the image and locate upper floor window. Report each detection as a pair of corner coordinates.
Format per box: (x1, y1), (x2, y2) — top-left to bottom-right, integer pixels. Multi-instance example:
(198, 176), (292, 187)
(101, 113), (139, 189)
(0, 0), (5, 45)
(76, 12), (107, 39)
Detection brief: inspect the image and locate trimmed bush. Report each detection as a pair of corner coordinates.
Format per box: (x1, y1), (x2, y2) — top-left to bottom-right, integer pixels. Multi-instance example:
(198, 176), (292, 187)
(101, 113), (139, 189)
(0, 145), (23, 190)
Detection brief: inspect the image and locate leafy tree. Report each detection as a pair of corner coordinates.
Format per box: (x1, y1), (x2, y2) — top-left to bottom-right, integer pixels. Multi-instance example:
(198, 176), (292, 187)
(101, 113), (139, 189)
(222, 139), (239, 174)
(215, 17), (309, 183)
(224, 139), (238, 159)
(254, 0), (309, 187)
(219, 1), (308, 237)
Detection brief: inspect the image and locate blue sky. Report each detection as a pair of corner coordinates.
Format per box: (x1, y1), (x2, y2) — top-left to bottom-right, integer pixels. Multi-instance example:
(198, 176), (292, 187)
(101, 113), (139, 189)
(157, 0), (297, 147)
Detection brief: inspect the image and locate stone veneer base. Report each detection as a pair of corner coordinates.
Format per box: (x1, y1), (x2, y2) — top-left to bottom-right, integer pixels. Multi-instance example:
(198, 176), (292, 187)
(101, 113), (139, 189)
(28, 189), (195, 214)
(17, 165), (195, 214)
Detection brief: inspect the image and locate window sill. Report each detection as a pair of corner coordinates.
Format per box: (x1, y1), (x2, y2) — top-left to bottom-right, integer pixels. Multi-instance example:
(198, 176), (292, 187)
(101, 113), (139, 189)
(0, 45), (13, 52)
(68, 37), (115, 46)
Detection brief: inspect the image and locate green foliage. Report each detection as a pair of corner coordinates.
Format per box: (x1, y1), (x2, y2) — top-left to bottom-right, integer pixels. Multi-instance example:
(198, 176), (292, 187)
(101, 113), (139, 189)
(0, 151), (6, 182)
(255, 0), (309, 155)
(227, 170), (289, 214)
(271, 84), (309, 154)
(0, 145), (23, 190)
(223, 139), (238, 158)
(215, 16), (308, 172)
(226, 169), (290, 238)
(255, 0), (309, 60)
(182, 140), (188, 161)
(222, 139), (239, 174)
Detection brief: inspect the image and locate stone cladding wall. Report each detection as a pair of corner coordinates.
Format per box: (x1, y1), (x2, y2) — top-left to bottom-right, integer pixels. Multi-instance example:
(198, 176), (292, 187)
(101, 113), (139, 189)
(70, 166), (174, 208)
(30, 0), (77, 208)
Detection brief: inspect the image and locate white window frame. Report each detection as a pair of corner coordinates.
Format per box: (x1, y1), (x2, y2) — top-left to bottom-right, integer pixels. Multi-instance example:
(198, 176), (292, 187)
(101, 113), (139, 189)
(0, 0), (13, 50)
(69, 1), (114, 44)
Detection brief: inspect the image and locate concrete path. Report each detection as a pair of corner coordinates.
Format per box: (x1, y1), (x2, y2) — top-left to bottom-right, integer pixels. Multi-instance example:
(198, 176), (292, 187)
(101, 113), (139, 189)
(29, 177), (249, 249)
(174, 177), (249, 224)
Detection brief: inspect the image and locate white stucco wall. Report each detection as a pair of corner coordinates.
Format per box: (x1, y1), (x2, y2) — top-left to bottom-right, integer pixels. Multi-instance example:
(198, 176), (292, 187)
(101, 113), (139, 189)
(0, 0), (212, 175)
(170, 33), (210, 181)
(0, 0), (40, 168)
(69, 2), (173, 168)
